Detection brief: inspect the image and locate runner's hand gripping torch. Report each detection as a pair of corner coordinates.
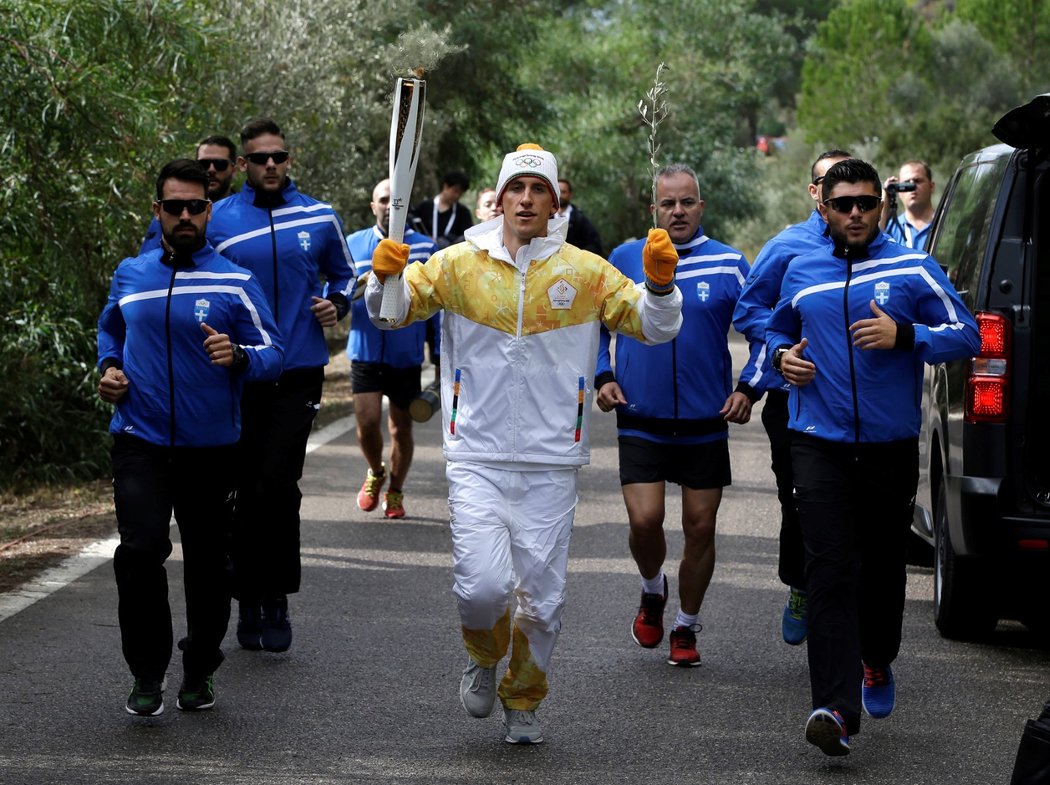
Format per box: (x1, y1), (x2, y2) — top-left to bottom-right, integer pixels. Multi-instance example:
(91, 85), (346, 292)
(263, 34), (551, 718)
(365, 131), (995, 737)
(379, 75), (426, 322)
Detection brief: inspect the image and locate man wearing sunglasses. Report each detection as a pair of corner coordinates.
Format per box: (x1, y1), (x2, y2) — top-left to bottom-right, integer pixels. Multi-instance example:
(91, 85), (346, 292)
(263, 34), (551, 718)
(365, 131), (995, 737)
(766, 159), (980, 757)
(98, 159), (282, 717)
(139, 136), (239, 254)
(732, 149), (851, 648)
(207, 117), (357, 655)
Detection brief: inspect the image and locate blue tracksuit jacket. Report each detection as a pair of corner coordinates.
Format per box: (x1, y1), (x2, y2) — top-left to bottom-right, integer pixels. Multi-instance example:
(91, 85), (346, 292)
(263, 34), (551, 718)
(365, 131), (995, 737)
(345, 225), (440, 367)
(766, 233), (980, 444)
(733, 209), (831, 395)
(596, 229), (761, 444)
(207, 180), (356, 371)
(97, 244), (283, 447)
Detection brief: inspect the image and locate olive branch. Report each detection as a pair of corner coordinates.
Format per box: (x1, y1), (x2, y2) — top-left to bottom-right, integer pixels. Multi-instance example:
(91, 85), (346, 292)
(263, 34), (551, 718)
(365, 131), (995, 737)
(637, 62), (670, 228)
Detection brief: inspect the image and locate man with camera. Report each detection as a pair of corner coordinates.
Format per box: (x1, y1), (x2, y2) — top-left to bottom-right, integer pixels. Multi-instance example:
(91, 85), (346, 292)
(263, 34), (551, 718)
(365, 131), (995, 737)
(880, 160), (936, 250)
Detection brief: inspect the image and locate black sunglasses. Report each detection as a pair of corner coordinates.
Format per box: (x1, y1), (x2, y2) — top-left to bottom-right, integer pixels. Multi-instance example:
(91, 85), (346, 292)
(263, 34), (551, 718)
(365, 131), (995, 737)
(823, 195), (881, 214)
(244, 151), (289, 165)
(197, 158), (232, 172)
(812, 175), (826, 186)
(156, 198), (211, 216)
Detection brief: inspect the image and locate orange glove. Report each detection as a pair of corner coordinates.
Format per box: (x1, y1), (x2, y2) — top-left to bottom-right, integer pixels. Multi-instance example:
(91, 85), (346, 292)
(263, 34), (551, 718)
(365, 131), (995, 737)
(372, 238), (410, 283)
(642, 228), (678, 293)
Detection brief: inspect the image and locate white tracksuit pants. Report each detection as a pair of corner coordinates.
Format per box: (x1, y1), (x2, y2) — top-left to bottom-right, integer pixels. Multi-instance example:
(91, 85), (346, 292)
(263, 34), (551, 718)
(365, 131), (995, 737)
(446, 461), (578, 710)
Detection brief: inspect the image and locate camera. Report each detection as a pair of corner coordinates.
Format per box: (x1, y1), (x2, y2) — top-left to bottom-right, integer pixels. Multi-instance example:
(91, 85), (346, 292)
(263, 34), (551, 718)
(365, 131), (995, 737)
(886, 181), (917, 194)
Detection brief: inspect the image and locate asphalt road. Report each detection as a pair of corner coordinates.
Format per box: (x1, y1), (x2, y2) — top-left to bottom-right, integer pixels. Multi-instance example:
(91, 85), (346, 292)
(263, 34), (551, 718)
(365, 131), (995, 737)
(1, 340), (1048, 784)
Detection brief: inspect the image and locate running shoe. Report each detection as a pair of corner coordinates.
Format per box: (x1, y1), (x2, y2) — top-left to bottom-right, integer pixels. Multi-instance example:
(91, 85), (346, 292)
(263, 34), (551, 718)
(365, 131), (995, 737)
(176, 674), (215, 711)
(667, 624), (702, 667)
(236, 600), (263, 651)
(356, 465), (386, 512)
(261, 595), (292, 652)
(862, 663), (896, 719)
(460, 658), (497, 718)
(504, 707), (543, 744)
(126, 677), (164, 717)
(631, 575), (668, 648)
(383, 490), (406, 520)
(805, 707), (850, 756)
(782, 587), (808, 645)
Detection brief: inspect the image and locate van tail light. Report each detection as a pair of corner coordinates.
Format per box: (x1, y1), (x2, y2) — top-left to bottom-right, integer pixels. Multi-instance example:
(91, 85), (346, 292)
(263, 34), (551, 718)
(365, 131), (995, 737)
(965, 311), (1011, 423)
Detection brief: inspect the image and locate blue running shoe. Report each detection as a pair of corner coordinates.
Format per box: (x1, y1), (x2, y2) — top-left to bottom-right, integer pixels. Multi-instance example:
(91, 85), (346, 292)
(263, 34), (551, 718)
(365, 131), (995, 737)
(782, 587), (808, 645)
(862, 663), (896, 719)
(805, 708), (850, 756)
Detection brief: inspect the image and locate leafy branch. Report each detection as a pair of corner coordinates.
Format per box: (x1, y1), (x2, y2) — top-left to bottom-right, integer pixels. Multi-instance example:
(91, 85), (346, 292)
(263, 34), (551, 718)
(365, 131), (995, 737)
(637, 62), (670, 228)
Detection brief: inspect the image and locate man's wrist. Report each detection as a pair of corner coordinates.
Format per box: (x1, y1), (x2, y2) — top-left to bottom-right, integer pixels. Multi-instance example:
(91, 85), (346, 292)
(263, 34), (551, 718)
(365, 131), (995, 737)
(772, 346), (789, 372)
(230, 344), (248, 372)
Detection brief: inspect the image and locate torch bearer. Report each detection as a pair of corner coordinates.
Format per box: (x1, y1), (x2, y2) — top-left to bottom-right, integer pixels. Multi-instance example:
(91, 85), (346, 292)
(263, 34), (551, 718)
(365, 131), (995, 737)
(379, 74), (426, 322)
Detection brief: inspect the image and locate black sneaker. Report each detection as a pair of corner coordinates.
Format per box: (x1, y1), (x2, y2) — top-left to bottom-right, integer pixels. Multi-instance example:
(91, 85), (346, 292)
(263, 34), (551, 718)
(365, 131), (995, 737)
(176, 674), (215, 711)
(126, 677), (164, 717)
(237, 600), (264, 651)
(261, 595), (292, 652)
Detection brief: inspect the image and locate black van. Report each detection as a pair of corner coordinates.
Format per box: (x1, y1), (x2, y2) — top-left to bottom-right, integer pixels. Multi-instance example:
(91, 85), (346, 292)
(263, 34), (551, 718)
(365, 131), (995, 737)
(912, 93), (1050, 641)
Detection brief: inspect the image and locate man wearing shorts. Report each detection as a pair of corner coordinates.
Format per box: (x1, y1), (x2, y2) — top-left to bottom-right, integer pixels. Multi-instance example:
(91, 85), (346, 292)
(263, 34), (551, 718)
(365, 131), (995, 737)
(347, 178), (439, 519)
(596, 163), (760, 666)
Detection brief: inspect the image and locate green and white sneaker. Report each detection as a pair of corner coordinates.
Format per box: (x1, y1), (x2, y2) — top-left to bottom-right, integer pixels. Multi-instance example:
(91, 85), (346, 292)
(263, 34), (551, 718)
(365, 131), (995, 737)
(176, 674), (215, 711)
(126, 677), (165, 717)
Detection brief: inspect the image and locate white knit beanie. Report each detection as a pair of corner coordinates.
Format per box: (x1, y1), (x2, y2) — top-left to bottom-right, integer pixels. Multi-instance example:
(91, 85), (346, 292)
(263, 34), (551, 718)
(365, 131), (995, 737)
(495, 143), (560, 209)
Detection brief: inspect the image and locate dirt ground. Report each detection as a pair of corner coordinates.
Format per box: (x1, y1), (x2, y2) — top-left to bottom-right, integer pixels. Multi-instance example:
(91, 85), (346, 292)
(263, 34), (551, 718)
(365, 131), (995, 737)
(0, 353), (353, 595)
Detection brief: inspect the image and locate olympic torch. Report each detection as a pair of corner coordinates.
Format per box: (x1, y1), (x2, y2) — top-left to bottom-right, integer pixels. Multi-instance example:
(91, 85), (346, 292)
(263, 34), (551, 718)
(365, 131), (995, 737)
(379, 74), (426, 322)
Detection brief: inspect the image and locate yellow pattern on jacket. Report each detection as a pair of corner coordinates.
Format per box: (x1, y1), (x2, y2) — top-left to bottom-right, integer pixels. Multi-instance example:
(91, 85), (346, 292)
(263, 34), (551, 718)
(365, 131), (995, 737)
(367, 216), (682, 466)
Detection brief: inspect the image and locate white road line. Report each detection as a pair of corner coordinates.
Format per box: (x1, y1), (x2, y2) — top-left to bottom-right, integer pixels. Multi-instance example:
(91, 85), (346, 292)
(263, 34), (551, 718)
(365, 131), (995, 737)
(0, 416), (359, 624)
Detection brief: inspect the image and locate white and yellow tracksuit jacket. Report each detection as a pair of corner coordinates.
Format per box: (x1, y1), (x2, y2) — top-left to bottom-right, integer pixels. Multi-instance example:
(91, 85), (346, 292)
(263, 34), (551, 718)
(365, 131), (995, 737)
(365, 215), (683, 465)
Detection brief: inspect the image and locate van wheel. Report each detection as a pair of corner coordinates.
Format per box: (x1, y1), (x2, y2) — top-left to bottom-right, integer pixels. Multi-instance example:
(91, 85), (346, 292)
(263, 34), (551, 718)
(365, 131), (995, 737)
(934, 480), (996, 640)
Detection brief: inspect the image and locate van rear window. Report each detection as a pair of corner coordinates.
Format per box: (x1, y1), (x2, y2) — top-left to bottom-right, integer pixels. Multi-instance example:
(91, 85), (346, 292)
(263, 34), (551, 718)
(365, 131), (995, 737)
(929, 155), (1010, 309)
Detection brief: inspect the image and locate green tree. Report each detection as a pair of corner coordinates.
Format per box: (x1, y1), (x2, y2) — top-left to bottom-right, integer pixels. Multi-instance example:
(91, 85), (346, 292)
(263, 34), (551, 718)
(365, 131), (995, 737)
(957, 0), (1050, 96)
(0, 0), (221, 490)
(522, 0), (800, 248)
(797, 0), (931, 149)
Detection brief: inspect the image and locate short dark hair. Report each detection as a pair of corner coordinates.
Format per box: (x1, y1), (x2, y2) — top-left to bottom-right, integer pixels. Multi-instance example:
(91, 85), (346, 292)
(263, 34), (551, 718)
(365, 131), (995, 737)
(441, 170), (470, 190)
(821, 158), (882, 201)
(198, 135), (236, 160)
(901, 159), (933, 181)
(240, 117), (284, 145)
(155, 159), (209, 200)
(811, 149), (852, 183)
(558, 178), (573, 193)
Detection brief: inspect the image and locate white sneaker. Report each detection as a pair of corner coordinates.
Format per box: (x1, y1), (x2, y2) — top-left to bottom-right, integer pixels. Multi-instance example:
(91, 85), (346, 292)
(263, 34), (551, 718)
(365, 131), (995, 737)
(459, 659), (496, 718)
(503, 707), (543, 744)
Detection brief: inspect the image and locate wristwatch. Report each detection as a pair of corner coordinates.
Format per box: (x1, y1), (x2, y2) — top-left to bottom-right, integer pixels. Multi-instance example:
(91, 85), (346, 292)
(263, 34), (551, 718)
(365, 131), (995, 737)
(772, 347), (789, 373)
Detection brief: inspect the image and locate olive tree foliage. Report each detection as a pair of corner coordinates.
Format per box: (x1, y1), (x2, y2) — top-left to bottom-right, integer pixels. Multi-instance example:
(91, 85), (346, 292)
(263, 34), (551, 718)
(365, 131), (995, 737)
(182, 0), (461, 231)
(797, 0), (932, 151)
(798, 0), (1029, 179)
(956, 0), (1050, 98)
(521, 0), (800, 249)
(0, 0), (221, 490)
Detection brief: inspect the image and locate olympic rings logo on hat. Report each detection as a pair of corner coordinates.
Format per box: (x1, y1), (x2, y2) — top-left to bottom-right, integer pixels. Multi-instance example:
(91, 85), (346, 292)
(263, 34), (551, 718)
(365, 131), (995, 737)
(513, 155), (544, 169)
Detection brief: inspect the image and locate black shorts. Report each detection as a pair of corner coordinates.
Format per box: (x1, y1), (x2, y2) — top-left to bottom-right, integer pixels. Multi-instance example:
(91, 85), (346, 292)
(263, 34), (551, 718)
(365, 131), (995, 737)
(618, 436), (731, 490)
(350, 362), (422, 410)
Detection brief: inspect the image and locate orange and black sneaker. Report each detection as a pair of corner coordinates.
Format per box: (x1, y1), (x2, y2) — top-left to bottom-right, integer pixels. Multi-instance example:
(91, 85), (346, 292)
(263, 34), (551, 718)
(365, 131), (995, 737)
(383, 489), (406, 519)
(631, 575), (667, 648)
(667, 624), (702, 667)
(356, 465), (386, 512)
